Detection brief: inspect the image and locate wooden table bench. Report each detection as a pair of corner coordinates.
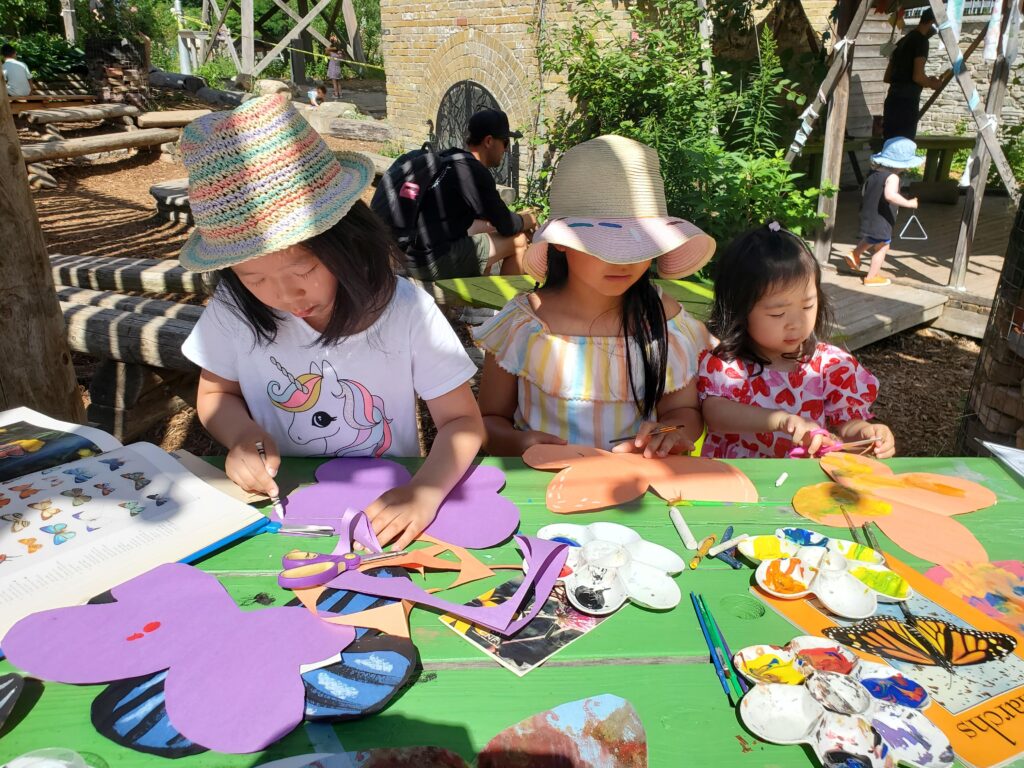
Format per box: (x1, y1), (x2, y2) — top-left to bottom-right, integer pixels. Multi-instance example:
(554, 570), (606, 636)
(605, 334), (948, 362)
(7, 93), (99, 115)
(799, 134), (976, 188)
(1, 454), (1020, 766)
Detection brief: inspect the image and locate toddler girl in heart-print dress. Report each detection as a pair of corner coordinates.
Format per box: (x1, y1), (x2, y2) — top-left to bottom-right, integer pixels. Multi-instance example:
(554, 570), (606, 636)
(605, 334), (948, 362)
(697, 222), (895, 459)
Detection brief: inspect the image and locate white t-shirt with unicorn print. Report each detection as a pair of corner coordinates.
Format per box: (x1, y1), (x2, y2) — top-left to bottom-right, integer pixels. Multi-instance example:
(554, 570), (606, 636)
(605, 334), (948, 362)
(182, 277), (476, 457)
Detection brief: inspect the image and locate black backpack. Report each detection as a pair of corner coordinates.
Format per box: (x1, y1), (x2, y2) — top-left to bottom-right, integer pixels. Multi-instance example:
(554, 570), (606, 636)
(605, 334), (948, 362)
(370, 144), (471, 253)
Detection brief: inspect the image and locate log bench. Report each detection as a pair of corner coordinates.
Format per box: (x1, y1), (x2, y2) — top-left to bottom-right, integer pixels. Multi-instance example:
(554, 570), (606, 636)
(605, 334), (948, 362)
(22, 104), (141, 139)
(7, 93), (99, 116)
(22, 127), (180, 189)
(50, 253), (453, 441)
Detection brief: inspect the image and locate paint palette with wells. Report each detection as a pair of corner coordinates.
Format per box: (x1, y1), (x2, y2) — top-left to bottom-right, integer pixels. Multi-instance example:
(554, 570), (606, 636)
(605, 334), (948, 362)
(732, 635), (930, 710)
(535, 522), (685, 616)
(740, 676), (952, 768)
(741, 530), (911, 620)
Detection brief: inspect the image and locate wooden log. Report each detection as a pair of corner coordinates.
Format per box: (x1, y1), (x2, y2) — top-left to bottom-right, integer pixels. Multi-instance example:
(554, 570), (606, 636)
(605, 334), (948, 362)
(23, 104), (140, 125)
(137, 109), (212, 128)
(321, 117), (392, 141)
(60, 302), (198, 370)
(195, 86), (247, 108)
(0, 77), (84, 420)
(148, 69), (207, 93)
(56, 287), (205, 322)
(20, 128), (179, 163)
(50, 254), (205, 294)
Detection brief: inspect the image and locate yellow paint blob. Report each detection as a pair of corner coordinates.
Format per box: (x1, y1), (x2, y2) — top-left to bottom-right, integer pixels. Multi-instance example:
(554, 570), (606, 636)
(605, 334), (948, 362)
(850, 566), (909, 598)
(742, 652), (806, 684)
(750, 537), (788, 560)
(834, 542), (880, 562)
(793, 483), (892, 523)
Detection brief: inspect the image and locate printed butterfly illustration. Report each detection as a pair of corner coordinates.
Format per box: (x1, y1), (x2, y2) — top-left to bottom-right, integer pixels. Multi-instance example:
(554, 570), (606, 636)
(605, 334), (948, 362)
(122, 472), (150, 491)
(8, 484), (39, 500)
(48, 478), (63, 488)
(824, 616), (1016, 671)
(19, 538), (41, 554)
(2, 513), (29, 533)
(120, 501), (145, 517)
(99, 458), (126, 471)
(28, 500), (62, 521)
(40, 467), (62, 475)
(40, 523), (76, 546)
(0, 443), (26, 459)
(0, 492), (8, 508)
(94, 483), (115, 497)
(61, 488), (92, 507)
(73, 510), (103, 533)
(146, 494), (170, 507)
(64, 468), (95, 483)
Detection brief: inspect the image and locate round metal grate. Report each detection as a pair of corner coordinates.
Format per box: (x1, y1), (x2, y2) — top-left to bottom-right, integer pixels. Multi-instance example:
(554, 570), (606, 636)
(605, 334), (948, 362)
(435, 80), (517, 188)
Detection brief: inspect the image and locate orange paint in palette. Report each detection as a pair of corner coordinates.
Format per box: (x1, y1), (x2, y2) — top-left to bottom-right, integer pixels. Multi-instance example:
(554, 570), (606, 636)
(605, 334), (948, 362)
(764, 559), (814, 595)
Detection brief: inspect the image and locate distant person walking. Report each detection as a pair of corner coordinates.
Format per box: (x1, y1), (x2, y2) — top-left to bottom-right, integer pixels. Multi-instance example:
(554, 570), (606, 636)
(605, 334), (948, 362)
(882, 9), (948, 141)
(1, 44), (33, 97)
(326, 36), (344, 100)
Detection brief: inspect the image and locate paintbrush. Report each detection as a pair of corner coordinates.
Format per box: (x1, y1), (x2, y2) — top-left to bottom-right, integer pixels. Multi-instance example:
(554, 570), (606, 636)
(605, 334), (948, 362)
(690, 592), (734, 706)
(255, 440), (285, 519)
(608, 425), (681, 445)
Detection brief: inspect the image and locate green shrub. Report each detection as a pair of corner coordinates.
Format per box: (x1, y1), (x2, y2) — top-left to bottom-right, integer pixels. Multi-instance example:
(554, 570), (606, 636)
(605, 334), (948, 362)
(534, 0), (830, 248)
(194, 55), (237, 88)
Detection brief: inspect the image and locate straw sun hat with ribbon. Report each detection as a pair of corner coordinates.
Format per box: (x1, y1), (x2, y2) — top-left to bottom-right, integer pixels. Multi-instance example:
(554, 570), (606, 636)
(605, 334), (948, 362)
(178, 93), (375, 272)
(524, 134), (716, 282)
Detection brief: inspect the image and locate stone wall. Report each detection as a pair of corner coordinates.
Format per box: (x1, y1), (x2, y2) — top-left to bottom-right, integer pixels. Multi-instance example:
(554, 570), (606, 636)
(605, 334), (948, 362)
(918, 20), (1024, 137)
(378, 0), (633, 190)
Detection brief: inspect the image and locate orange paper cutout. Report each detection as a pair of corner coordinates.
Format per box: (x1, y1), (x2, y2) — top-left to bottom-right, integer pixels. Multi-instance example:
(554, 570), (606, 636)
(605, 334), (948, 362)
(294, 588), (413, 637)
(792, 453), (996, 566)
(523, 444), (758, 513)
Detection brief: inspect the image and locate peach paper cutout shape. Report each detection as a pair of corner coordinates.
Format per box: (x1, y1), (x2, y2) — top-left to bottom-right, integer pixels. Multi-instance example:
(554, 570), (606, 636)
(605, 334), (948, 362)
(820, 453), (997, 517)
(523, 444), (758, 513)
(791, 454), (993, 566)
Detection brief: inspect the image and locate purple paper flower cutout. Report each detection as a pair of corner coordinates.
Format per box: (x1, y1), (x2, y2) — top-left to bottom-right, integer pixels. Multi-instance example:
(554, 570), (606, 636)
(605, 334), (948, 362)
(2, 563), (354, 753)
(279, 458), (520, 549)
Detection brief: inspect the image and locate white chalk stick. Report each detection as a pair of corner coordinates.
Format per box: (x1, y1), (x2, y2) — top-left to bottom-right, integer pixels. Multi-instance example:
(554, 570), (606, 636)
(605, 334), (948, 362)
(775, 472), (789, 488)
(669, 506), (699, 550)
(708, 534), (749, 557)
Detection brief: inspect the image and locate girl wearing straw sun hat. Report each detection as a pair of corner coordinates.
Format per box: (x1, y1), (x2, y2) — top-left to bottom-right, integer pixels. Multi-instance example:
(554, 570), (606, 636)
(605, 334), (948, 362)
(847, 136), (923, 288)
(474, 134), (716, 456)
(178, 94), (484, 550)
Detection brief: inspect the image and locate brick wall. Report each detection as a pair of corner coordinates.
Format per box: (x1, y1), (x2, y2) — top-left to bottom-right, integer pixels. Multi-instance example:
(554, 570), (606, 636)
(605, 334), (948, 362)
(378, 0), (633, 191)
(917, 20), (1024, 137)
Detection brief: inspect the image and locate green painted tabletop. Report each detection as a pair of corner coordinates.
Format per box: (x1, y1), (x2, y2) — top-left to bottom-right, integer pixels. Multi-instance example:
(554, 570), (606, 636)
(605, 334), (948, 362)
(434, 275), (714, 318)
(2, 456), (1023, 767)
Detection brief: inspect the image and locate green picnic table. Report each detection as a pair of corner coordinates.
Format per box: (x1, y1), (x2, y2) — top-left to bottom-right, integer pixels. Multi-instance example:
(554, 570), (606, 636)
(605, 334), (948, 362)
(2, 456), (1023, 767)
(434, 275), (714, 319)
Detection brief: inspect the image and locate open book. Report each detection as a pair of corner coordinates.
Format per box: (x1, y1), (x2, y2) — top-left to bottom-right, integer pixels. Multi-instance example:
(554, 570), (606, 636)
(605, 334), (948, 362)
(0, 407), (267, 641)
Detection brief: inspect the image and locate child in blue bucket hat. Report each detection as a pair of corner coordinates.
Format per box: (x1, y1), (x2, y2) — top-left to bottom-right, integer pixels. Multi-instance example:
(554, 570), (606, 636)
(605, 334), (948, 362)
(846, 137), (923, 287)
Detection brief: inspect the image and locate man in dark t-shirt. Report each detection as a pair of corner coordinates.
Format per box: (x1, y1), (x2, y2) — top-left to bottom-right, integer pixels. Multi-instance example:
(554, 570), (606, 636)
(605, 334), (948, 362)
(390, 109), (538, 281)
(882, 9), (948, 140)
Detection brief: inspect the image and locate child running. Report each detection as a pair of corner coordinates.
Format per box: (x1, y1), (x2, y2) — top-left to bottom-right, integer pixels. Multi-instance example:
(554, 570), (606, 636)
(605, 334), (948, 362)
(179, 95), (484, 549)
(846, 137), (923, 287)
(475, 135), (716, 456)
(699, 222), (895, 459)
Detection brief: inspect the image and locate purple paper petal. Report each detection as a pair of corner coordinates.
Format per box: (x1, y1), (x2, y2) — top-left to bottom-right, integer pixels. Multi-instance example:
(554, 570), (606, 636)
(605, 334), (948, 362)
(324, 536), (567, 635)
(3, 563), (355, 754)
(281, 459), (520, 549)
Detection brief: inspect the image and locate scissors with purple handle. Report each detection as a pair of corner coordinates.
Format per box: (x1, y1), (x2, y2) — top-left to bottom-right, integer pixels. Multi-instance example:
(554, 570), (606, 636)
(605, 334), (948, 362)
(278, 548), (409, 589)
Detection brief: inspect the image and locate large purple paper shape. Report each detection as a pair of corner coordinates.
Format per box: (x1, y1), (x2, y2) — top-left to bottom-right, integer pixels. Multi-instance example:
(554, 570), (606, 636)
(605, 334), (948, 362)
(323, 536), (569, 635)
(2, 563), (354, 753)
(279, 459), (521, 549)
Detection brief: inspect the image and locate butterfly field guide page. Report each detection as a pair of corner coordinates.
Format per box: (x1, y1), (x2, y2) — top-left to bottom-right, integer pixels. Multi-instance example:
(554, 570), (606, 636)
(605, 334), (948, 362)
(0, 407), (264, 641)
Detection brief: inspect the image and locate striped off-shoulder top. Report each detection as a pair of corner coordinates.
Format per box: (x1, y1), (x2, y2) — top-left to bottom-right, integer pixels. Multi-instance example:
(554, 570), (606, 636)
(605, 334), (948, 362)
(473, 292), (711, 450)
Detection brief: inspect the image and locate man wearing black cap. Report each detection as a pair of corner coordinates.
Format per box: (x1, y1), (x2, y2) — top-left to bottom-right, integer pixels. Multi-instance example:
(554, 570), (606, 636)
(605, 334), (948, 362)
(373, 108), (537, 280)
(882, 9), (949, 141)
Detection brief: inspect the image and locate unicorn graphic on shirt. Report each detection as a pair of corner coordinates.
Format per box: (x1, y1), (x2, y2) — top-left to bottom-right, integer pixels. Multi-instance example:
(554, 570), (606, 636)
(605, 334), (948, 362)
(267, 357), (392, 457)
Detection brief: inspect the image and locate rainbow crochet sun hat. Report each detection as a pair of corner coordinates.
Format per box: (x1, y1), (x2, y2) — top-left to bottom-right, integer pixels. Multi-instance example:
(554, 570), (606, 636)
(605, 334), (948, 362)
(178, 94), (375, 272)
(524, 135), (716, 282)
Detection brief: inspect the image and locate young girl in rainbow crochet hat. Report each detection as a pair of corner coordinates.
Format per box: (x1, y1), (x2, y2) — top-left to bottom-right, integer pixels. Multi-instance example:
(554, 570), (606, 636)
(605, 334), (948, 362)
(179, 94), (484, 549)
(474, 134), (716, 456)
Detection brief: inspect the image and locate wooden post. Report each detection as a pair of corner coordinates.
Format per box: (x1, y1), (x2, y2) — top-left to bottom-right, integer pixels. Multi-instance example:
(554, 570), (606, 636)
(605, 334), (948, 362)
(0, 79), (84, 422)
(814, 69), (851, 264)
(290, 0), (313, 85)
(252, 0), (333, 76)
(240, 0), (255, 82)
(951, 55), (1011, 290)
(340, 0), (364, 62)
(59, 0), (78, 45)
(918, 23), (988, 120)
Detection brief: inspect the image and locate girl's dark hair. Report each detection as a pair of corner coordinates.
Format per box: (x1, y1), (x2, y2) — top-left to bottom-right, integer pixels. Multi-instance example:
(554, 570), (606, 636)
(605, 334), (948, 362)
(207, 200), (400, 346)
(707, 223), (833, 371)
(542, 246), (667, 419)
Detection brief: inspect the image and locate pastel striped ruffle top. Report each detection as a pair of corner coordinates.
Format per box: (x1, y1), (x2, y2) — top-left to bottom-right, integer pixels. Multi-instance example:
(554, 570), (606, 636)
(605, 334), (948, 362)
(473, 293), (711, 449)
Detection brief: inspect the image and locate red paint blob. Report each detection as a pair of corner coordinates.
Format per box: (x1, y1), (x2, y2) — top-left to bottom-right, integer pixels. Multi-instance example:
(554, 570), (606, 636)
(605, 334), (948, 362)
(126, 632), (144, 641)
(143, 621), (161, 633)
